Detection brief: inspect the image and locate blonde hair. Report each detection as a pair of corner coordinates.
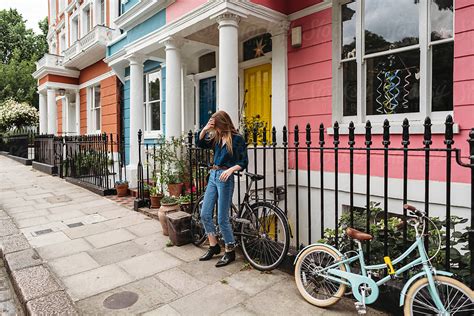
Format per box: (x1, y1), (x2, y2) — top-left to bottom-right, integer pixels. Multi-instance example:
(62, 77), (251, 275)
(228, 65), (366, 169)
(209, 110), (238, 155)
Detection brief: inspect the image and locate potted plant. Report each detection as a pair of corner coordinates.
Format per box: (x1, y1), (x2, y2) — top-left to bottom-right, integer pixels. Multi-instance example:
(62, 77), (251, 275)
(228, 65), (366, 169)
(158, 195), (179, 235)
(115, 180), (129, 197)
(149, 185), (163, 209)
(178, 194), (192, 213)
(167, 172), (184, 197)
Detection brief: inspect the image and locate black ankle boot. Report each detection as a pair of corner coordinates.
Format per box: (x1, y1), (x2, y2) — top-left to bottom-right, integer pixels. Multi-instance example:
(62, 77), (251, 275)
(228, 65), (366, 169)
(199, 244), (221, 261)
(215, 250), (235, 267)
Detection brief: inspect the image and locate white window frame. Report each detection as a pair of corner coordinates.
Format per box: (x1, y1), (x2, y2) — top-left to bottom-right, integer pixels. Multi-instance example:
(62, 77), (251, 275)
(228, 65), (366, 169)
(59, 32), (66, 54)
(332, 0), (455, 128)
(71, 15), (79, 43)
(88, 85), (101, 134)
(82, 5), (92, 35)
(50, 0), (56, 23)
(143, 70), (162, 138)
(58, 0), (66, 14)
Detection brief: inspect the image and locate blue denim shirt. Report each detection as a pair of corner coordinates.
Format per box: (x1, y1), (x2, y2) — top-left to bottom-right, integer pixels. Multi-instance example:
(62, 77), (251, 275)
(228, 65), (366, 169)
(197, 131), (248, 170)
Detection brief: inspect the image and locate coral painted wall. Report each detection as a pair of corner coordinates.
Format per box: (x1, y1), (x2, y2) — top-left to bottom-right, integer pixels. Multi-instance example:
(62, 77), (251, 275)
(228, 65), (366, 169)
(80, 88), (88, 135)
(79, 61), (111, 85)
(100, 76), (120, 137)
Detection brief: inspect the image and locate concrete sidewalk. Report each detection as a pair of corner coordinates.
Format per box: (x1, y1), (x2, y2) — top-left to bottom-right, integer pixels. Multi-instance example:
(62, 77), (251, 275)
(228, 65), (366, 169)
(0, 156), (385, 315)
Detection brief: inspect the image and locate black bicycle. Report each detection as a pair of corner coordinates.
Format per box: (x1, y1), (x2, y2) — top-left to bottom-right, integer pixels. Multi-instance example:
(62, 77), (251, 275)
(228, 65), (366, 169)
(190, 172), (290, 271)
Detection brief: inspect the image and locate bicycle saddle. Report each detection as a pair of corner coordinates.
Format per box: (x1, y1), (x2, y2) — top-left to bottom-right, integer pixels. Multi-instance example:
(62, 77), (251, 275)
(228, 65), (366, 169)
(244, 172), (265, 181)
(346, 227), (373, 241)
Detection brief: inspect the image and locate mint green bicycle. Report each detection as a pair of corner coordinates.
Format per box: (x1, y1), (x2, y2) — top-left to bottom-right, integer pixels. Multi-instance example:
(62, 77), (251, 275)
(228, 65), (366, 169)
(294, 204), (473, 315)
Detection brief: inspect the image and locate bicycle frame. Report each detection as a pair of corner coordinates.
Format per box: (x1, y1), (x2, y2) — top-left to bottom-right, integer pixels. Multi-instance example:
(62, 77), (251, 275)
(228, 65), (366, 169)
(311, 231), (449, 312)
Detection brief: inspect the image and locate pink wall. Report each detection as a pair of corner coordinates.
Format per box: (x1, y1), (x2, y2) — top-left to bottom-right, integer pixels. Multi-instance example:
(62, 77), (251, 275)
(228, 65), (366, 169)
(287, 6), (474, 184)
(166, 0), (208, 23)
(287, 0), (324, 14)
(250, 0), (287, 13)
(250, 0), (323, 14)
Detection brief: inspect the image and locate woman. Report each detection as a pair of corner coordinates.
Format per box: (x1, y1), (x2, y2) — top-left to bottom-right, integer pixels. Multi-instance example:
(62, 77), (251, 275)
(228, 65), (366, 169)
(196, 110), (248, 267)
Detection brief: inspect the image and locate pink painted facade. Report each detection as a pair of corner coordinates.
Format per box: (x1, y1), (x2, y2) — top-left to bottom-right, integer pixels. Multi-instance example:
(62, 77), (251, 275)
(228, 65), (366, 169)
(165, 0), (208, 23)
(285, 1), (473, 185)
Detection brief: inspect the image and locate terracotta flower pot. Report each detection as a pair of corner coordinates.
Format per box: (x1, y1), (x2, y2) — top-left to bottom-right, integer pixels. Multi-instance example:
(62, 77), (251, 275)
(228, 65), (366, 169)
(167, 183), (184, 197)
(150, 194), (163, 209)
(158, 203), (180, 235)
(116, 183), (129, 197)
(183, 181), (192, 192)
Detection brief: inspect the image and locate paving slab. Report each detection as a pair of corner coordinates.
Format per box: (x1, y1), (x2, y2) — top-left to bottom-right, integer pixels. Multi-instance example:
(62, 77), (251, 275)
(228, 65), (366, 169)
(4, 249), (42, 271)
(142, 304), (180, 316)
(76, 276), (177, 315)
(26, 291), (78, 315)
(117, 251), (182, 280)
(132, 233), (170, 252)
(48, 252), (100, 277)
(15, 216), (51, 229)
(27, 231), (71, 248)
(125, 221), (162, 237)
(103, 214), (150, 229)
(0, 220), (19, 237)
(156, 267), (206, 296)
(87, 241), (148, 266)
(221, 304), (257, 316)
(224, 268), (287, 296)
(85, 229), (136, 249)
(10, 210), (50, 220)
(36, 238), (93, 260)
(46, 210), (86, 222)
(97, 208), (131, 220)
(62, 222), (113, 239)
(163, 244), (206, 262)
(0, 234), (30, 255)
(11, 265), (63, 303)
(178, 259), (233, 285)
(169, 282), (248, 316)
(62, 265), (133, 301)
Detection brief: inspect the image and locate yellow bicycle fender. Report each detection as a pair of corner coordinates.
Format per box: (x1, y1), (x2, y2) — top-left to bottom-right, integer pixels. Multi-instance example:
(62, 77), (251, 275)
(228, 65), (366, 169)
(399, 270), (453, 306)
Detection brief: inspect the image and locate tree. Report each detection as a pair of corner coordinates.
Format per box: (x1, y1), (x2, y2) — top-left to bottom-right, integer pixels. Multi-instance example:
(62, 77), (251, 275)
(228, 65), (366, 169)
(0, 9), (48, 108)
(0, 99), (39, 132)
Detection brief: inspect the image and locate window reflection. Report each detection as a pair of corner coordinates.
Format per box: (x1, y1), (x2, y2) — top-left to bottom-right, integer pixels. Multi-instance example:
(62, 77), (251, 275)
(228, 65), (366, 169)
(343, 61), (357, 116)
(342, 1), (356, 59)
(364, 0), (419, 55)
(431, 0), (453, 41)
(432, 42), (453, 111)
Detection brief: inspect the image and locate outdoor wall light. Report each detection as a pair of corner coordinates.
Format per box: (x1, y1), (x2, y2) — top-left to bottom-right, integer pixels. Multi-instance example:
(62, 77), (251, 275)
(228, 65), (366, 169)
(58, 89), (66, 96)
(291, 26), (302, 48)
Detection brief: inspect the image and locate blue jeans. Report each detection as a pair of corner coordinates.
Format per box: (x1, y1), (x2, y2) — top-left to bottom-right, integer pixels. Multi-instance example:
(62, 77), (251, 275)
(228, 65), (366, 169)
(200, 169), (235, 245)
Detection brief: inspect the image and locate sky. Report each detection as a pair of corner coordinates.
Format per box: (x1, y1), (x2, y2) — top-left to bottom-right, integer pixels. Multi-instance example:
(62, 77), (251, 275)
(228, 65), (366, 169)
(0, 0), (48, 33)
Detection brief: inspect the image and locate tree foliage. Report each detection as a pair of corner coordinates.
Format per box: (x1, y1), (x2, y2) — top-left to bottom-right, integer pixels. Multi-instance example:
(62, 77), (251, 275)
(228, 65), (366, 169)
(0, 99), (39, 132)
(0, 9), (48, 108)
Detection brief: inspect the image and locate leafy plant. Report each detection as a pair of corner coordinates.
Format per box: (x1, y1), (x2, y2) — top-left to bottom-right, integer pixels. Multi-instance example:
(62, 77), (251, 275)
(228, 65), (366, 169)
(320, 202), (471, 285)
(0, 99), (39, 132)
(178, 194), (192, 204)
(161, 195), (178, 205)
(149, 185), (162, 197)
(240, 114), (267, 144)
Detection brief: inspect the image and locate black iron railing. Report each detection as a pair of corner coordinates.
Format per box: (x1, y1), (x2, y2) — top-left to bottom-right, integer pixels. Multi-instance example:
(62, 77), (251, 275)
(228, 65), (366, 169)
(1, 128), (37, 159)
(185, 115), (473, 287)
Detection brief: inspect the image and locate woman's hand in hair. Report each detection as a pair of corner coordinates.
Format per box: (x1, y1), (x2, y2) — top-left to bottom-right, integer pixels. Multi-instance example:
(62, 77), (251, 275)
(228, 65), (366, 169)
(200, 118), (215, 140)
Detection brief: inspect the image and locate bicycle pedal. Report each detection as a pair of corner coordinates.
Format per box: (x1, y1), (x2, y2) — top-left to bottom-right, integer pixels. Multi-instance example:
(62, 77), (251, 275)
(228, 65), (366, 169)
(355, 303), (366, 315)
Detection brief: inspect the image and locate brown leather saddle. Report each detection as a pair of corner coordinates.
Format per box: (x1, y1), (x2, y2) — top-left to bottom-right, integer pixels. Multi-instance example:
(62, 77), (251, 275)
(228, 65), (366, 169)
(346, 227), (373, 241)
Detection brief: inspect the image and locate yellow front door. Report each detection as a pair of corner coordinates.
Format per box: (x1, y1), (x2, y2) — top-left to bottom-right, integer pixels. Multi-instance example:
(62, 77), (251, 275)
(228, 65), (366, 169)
(243, 63), (272, 142)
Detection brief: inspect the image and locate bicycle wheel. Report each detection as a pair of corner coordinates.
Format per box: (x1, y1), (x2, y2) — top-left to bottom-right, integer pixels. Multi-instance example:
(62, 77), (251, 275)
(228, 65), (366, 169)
(240, 202), (290, 271)
(294, 245), (347, 307)
(404, 275), (474, 315)
(190, 195), (207, 246)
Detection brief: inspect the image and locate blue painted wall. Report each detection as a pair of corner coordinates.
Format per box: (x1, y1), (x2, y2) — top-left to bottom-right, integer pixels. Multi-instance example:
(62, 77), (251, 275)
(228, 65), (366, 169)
(107, 9), (166, 57)
(123, 61), (166, 163)
(121, 0), (140, 15)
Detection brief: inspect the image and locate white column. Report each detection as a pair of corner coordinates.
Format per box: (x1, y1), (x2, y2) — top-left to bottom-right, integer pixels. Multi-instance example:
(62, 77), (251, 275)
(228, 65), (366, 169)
(128, 55), (145, 167)
(75, 90), (81, 134)
(217, 13), (240, 126)
(47, 88), (57, 135)
(271, 22), (289, 131)
(165, 37), (183, 138)
(39, 92), (48, 134)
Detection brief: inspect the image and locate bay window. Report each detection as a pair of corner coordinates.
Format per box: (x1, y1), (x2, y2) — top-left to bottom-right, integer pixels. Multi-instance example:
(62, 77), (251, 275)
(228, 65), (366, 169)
(144, 70), (162, 134)
(336, 0), (454, 124)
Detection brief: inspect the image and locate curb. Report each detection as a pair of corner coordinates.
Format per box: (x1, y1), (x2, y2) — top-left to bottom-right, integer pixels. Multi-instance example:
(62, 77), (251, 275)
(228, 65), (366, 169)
(0, 217), (78, 315)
